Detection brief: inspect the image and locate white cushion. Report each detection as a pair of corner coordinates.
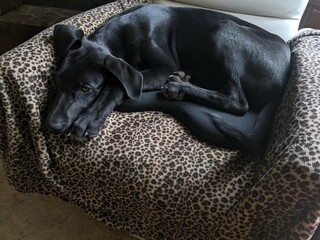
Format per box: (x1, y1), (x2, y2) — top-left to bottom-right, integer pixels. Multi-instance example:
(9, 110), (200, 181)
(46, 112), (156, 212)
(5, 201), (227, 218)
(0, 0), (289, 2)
(152, 0), (309, 41)
(169, 0), (308, 19)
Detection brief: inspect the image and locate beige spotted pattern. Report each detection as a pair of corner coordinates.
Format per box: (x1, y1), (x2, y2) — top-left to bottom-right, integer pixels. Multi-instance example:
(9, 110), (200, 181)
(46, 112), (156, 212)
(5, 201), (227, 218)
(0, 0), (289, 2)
(0, 1), (319, 239)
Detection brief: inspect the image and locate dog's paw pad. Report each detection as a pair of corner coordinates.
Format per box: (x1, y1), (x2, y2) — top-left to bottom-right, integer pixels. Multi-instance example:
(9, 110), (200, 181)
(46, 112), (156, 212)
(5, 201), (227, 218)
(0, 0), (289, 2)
(168, 71), (191, 83)
(161, 82), (185, 100)
(173, 71), (186, 79)
(168, 74), (182, 82)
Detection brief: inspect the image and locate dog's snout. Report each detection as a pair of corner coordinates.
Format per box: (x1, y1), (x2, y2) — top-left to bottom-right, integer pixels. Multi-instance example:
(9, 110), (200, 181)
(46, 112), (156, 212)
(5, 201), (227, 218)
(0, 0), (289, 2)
(46, 111), (69, 133)
(46, 119), (67, 133)
(46, 91), (72, 133)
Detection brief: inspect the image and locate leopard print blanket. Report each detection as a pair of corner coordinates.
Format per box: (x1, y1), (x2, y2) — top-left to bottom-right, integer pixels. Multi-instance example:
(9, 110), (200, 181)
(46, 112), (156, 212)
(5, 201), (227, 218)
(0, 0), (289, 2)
(0, 0), (319, 239)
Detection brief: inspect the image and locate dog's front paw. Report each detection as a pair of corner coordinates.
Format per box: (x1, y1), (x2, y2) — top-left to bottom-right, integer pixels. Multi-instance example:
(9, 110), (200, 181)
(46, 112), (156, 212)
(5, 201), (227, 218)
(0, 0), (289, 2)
(161, 82), (186, 100)
(68, 113), (105, 141)
(161, 71), (190, 100)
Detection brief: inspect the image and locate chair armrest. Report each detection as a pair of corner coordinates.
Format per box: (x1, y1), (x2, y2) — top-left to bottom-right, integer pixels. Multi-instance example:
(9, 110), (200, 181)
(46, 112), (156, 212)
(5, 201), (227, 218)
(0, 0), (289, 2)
(267, 29), (320, 166)
(212, 29), (320, 239)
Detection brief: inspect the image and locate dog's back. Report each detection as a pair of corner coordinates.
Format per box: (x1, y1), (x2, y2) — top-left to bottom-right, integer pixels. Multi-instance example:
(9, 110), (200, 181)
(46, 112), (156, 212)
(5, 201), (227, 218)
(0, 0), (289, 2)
(93, 4), (290, 109)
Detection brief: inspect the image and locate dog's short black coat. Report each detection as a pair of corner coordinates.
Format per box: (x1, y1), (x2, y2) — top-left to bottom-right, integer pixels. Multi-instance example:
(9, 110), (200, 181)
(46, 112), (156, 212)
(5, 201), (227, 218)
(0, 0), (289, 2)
(46, 4), (291, 154)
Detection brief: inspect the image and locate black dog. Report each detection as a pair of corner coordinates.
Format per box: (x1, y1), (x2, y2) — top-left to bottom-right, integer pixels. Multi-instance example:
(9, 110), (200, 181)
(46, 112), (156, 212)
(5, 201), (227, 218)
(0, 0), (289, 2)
(46, 4), (291, 153)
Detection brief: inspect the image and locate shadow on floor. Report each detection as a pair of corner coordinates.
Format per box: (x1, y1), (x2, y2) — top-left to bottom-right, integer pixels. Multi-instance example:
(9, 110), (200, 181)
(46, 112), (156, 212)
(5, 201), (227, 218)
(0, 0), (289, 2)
(0, 162), (137, 240)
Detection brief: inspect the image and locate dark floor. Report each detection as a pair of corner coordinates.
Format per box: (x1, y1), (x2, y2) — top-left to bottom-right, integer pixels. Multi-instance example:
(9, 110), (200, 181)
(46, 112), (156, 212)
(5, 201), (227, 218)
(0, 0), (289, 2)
(0, 4), (80, 27)
(0, 4), (80, 55)
(0, 161), (138, 240)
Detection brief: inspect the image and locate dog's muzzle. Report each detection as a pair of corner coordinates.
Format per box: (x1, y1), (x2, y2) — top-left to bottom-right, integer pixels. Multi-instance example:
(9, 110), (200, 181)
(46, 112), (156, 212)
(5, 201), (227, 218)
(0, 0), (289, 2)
(46, 117), (69, 133)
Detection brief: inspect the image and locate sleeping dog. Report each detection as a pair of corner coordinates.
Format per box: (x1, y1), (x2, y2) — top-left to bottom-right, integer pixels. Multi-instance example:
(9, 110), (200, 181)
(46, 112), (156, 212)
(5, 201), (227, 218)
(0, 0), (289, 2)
(46, 4), (291, 153)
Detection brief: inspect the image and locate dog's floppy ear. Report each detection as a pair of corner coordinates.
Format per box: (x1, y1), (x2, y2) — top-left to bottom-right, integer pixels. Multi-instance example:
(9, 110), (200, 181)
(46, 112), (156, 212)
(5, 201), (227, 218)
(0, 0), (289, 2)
(53, 24), (84, 58)
(104, 55), (143, 99)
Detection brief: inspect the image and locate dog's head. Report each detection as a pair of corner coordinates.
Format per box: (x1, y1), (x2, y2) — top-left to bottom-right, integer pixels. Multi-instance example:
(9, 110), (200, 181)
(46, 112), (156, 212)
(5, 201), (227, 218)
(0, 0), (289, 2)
(46, 24), (143, 133)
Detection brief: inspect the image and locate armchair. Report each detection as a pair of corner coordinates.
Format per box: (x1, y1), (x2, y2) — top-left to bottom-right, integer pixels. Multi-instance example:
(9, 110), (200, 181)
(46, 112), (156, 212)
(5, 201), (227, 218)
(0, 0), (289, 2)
(0, 0), (319, 239)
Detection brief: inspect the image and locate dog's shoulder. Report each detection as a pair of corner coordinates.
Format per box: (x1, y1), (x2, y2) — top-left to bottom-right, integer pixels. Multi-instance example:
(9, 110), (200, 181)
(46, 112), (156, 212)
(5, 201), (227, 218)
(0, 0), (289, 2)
(110, 4), (148, 18)
(110, 4), (173, 19)
(96, 4), (176, 36)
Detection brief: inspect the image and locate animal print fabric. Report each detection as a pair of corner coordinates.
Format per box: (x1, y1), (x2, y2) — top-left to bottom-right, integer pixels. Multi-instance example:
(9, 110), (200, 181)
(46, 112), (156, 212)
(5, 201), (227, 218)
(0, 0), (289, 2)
(0, 0), (319, 239)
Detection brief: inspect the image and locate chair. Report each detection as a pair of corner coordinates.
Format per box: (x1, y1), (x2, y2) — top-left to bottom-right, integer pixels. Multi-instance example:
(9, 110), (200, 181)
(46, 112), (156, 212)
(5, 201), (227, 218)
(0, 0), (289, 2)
(1, 0), (319, 239)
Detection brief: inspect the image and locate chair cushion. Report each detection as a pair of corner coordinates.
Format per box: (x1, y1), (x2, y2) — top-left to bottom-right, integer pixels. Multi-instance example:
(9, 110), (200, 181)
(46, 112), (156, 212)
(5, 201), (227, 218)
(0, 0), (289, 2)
(168, 0), (309, 19)
(152, 0), (309, 41)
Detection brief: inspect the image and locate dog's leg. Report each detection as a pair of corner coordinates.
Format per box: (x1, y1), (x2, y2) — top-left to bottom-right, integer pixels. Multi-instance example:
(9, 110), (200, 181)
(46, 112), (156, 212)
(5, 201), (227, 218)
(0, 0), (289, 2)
(138, 40), (179, 91)
(161, 72), (249, 116)
(141, 67), (178, 91)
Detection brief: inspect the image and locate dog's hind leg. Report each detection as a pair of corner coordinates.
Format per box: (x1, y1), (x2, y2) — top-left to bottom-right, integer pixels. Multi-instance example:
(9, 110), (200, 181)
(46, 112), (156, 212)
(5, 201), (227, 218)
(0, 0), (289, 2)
(212, 99), (281, 154)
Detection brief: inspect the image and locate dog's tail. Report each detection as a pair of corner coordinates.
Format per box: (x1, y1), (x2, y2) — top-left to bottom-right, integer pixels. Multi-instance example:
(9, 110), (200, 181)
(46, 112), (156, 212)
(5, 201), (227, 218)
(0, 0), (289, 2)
(212, 102), (279, 154)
